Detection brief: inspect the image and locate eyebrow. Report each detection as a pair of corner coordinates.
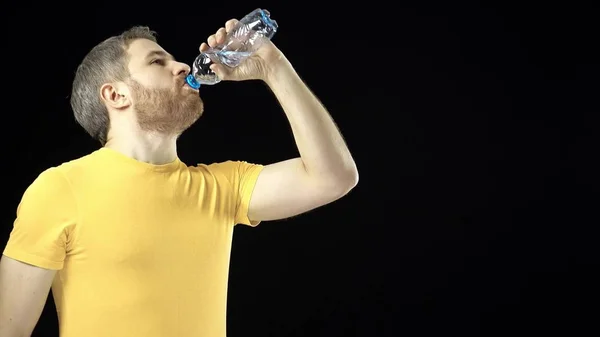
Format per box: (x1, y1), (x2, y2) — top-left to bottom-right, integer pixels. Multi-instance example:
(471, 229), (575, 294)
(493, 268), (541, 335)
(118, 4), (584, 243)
(145, 50), (175, 61)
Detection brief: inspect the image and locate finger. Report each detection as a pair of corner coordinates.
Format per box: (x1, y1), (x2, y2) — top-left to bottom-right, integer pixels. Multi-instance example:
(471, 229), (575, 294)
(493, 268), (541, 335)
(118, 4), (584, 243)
(210, 64), (231, 81)
(225, 19), (238, 33)
(207, 34), (217, 48)
(199, 42), (209, 52)
(215, 27), (227, 45)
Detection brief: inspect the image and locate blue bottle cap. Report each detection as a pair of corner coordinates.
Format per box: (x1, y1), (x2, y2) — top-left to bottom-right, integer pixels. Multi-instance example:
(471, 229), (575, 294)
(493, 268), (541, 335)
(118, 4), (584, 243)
(185, 74), (201, 90)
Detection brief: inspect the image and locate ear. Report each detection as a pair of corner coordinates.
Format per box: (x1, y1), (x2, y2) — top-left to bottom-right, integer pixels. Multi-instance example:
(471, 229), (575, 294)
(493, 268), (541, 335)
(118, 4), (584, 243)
(100, 82), (131, 110)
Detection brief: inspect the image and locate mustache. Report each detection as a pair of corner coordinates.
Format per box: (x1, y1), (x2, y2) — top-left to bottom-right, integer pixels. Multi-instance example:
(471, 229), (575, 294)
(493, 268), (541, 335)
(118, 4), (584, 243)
(177, 76), (188, 87)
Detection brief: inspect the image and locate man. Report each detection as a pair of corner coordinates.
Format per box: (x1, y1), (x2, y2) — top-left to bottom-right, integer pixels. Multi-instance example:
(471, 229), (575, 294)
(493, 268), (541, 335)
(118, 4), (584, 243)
(0, 18), (358, 337)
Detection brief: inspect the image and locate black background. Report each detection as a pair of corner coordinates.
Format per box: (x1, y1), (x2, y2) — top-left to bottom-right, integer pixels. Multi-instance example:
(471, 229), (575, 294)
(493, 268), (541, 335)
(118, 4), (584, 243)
(1, 2), (598, 336)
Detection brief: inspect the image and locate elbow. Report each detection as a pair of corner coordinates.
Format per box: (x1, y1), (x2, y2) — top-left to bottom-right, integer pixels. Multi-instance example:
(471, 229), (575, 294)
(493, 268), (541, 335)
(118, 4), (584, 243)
(345, 159), (359, 188)
(310, 160), (359, 198)
(333, 165), (359, 196)
(344, 167), (359, 191)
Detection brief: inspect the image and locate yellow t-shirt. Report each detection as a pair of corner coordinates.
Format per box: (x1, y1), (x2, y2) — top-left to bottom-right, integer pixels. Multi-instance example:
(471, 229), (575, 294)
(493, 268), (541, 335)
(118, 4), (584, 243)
(3, 147), (264, 337)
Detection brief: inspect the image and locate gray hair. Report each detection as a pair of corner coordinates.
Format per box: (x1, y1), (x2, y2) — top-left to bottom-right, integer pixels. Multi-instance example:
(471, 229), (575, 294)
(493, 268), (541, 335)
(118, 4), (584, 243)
(70, 26), (157, 145)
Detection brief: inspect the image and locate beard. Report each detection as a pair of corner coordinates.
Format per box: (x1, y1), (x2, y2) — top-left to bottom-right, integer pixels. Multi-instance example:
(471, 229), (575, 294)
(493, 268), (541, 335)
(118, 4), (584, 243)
(129, 79), (204, 135)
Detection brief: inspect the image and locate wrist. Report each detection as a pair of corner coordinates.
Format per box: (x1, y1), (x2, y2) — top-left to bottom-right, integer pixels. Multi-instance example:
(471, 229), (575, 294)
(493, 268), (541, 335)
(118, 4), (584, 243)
(263, 55), (295, 86)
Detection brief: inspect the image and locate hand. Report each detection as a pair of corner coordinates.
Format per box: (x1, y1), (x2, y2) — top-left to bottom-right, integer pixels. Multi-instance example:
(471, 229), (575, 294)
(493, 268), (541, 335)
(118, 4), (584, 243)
(199, 18), (286, 82)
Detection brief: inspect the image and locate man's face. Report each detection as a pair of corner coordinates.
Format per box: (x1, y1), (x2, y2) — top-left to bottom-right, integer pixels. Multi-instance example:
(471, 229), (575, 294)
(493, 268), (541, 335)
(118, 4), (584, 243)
(125, 38), (203, 135)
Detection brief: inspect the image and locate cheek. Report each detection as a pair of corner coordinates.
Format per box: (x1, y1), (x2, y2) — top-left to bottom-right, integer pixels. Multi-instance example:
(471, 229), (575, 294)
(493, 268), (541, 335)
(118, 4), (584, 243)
(149, 73), (175, 88)
(134, 73), (170, 89)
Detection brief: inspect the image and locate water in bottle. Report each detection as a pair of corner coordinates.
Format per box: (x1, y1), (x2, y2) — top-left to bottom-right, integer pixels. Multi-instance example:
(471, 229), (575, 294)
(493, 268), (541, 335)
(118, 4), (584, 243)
(185, 8), (278, 89)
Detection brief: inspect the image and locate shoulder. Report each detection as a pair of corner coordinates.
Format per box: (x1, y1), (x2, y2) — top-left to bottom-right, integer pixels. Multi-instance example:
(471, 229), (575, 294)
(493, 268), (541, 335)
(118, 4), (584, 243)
(199, 160), (259, 171)
(26, 167), (70, 193)
(23, 151), (100, 198)
(191, 160), (263, 183)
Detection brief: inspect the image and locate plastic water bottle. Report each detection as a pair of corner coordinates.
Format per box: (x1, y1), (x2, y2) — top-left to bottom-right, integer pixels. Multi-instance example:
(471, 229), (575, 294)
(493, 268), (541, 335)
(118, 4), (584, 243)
(185, 8), (278, 89)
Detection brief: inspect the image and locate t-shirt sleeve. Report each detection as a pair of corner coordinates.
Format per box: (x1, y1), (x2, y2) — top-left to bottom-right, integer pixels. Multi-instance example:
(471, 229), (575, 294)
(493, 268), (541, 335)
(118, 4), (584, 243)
(2, 167), (78, 270)
(207, 160), (264, 227)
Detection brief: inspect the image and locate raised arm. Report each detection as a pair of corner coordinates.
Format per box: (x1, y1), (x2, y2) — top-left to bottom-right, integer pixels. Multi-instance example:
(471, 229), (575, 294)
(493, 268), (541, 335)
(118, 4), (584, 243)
(246, 57), (359, 222)
(203, 19), (359, 223)
(0, 255), (56, 337)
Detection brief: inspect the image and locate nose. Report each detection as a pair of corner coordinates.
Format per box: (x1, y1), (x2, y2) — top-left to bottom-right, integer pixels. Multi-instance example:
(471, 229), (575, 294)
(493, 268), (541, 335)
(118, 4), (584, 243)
(173, 61), (191, 77)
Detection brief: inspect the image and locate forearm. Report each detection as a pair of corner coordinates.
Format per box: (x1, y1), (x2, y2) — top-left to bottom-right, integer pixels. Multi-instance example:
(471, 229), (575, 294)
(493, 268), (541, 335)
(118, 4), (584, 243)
(264, 57), (358, 188)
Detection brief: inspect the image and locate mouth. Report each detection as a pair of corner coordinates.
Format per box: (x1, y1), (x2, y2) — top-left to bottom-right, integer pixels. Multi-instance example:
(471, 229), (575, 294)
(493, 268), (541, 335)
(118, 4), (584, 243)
(179, 79), (198, 92)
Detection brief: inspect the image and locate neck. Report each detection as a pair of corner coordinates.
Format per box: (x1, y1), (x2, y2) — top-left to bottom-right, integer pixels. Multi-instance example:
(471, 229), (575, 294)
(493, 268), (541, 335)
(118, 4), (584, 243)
(104, 128), (179, 165)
